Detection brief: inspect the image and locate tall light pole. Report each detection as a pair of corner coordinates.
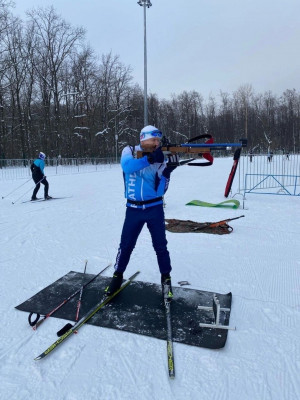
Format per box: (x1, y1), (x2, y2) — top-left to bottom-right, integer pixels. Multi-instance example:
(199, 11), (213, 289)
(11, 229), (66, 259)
(137, 0), (152, 126)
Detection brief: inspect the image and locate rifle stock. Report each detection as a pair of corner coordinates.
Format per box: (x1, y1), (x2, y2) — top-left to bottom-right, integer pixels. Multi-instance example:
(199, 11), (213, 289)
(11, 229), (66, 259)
(136, 147), (209, 159)
(136, 140), (247, 159)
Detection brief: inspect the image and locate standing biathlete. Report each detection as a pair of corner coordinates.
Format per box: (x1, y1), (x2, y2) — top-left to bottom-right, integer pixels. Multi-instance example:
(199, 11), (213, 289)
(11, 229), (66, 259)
(106, 125), (178, 299)
(31, 152), (52, 200)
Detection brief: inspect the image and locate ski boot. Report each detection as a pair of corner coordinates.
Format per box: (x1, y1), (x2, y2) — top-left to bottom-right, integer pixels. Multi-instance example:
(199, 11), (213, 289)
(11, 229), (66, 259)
(161, 273), (173, 302)
(105, 272), (123, 296)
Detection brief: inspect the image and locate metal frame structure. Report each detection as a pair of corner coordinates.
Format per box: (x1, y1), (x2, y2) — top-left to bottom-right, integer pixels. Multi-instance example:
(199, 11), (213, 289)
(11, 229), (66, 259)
(198, 294), (236, 331)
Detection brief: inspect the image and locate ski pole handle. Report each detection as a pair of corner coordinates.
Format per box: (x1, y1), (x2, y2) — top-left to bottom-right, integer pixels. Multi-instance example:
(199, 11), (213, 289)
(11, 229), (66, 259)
(28, 312), (40, 327)
(31, 263), (111, 330)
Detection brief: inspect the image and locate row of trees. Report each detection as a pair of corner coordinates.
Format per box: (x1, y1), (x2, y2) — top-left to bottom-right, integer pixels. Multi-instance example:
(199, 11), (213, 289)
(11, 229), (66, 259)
(0, 1), (299, 159)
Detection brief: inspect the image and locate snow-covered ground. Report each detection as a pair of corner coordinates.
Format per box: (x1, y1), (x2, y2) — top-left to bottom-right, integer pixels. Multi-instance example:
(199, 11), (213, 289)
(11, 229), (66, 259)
(0, 158), (299, 400)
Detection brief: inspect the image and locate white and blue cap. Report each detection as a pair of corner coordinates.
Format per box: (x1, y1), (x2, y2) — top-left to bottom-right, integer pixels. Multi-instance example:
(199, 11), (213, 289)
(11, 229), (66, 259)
(39, 152), (46, 160)
(140, 125), (162, 142)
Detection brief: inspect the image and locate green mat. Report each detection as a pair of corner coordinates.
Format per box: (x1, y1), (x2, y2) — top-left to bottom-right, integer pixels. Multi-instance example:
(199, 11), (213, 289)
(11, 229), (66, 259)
(186, 199), (240, 209)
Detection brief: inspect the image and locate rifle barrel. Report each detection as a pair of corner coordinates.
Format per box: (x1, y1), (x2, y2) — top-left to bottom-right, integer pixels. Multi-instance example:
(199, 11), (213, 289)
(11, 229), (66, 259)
(180, 143), (243, 148)
(208, 215), (245, 228)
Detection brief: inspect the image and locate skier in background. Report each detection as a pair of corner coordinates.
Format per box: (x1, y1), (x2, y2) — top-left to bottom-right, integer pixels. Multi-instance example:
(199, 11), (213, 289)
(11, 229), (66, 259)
(267, 151), (274, 162)
(31, 152), (52, 200)
(105, 125), (178, 301)
(249, 150), (253, 162)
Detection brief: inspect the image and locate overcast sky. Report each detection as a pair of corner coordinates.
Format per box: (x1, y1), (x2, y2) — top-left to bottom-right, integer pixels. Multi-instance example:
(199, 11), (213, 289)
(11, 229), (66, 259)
(12, 0), (300, 101)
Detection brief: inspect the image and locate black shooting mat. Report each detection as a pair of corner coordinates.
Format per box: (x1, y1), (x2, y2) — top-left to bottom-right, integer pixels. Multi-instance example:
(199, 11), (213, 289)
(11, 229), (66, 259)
(16, 271), (233, 349)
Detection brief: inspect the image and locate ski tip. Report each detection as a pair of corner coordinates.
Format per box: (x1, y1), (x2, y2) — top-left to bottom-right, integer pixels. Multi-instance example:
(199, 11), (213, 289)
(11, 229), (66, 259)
(34, 355), (42, 361)
(131, 271), (141, 279)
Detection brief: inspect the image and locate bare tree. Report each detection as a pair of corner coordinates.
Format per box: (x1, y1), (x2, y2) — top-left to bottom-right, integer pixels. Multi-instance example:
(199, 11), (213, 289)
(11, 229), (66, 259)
(0, 0), (13, 158)
(27, 6), (85, 156)
(3, 16), (31, 158)
(281, 89), (299, 152)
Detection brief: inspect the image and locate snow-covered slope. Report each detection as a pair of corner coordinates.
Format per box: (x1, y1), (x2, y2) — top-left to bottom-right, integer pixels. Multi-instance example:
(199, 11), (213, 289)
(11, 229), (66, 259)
(0, 159), (299, 400)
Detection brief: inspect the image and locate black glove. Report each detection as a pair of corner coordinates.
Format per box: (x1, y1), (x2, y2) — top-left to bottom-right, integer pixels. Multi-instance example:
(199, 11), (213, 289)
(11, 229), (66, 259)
(145, 147), (165, 164)
(162, 154), (179, 179)
(167, 154), (179, 169)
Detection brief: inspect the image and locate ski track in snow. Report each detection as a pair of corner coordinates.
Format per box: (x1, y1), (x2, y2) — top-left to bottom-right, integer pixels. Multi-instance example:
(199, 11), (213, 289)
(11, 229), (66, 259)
(0, 160), (299, 400)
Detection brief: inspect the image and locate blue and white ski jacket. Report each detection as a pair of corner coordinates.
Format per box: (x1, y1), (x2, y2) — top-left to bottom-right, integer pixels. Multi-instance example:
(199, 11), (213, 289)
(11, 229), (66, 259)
(121, 145), (170, 209)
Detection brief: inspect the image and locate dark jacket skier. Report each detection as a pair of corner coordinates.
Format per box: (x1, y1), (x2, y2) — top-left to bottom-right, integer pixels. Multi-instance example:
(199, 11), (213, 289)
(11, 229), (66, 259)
(31, 152), (52, 200)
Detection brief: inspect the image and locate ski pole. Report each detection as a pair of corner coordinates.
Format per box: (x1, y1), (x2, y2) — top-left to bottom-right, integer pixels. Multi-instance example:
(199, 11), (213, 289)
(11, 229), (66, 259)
(12, 177), (45, 204)
(75, 260), (88, 321)
(57, 260), (88, 336)
(28, 263), (111, 330)
(1, 178), (32, 199)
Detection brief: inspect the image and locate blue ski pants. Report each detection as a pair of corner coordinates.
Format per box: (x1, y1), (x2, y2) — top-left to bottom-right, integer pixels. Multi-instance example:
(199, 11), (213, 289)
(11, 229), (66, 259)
(114, 204), (172, 275)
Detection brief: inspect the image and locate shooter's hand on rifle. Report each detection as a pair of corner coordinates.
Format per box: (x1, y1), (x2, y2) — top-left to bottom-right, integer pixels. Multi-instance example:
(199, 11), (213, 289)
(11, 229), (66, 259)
(167, 154), (179, 169)
(143, 147), (165, 164)
(163, 154), (179, 178)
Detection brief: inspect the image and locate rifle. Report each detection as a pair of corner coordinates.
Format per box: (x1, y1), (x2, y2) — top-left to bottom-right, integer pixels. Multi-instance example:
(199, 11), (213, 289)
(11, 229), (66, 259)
(202, 215), (245, 229)
(165, 215), (245, 234)
(137, 134), (247, 166)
